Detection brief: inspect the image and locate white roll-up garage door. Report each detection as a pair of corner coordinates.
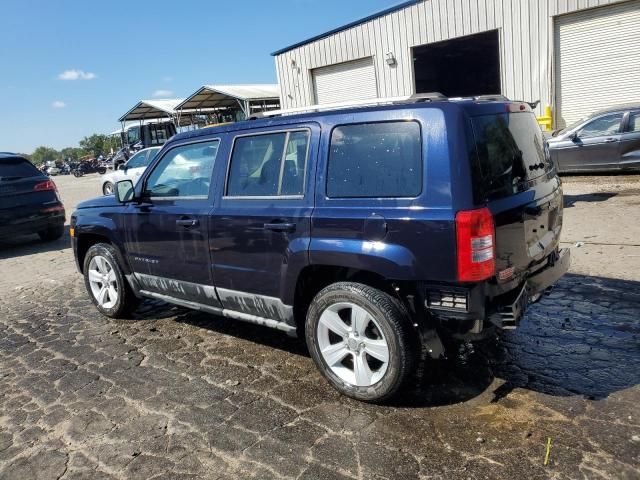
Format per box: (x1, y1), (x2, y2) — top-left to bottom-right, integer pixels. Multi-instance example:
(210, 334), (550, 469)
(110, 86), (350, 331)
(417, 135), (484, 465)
(555, 1), (640, 128)
(312, 57), (378, 105)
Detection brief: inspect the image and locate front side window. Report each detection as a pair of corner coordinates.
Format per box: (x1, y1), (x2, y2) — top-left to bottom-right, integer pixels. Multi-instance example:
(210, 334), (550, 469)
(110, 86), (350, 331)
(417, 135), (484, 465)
(226, 130), (310, 197)
(127, 126), (141, 146)
(327, 121), (422, 198)
(145, 141), (219, 198)
(579, 113), (623, 138)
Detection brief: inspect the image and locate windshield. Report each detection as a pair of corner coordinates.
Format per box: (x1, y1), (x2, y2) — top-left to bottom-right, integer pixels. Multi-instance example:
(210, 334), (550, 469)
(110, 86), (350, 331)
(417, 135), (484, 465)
(471, 112), (551, 201)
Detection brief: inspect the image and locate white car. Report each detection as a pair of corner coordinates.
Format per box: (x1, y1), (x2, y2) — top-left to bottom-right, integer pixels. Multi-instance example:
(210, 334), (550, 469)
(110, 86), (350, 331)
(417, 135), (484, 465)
(101, 147), (161, 195)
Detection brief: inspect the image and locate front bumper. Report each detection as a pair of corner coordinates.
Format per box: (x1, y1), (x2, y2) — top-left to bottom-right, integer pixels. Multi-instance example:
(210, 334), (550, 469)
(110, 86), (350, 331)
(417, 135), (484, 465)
(0, 211), (65, 239)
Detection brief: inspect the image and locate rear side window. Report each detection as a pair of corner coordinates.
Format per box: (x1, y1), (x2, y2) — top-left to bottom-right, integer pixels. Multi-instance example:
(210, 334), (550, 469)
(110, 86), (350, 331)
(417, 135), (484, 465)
(471, 112), (549, 201)
(0, 157), (41, 180)
(327, 121), (422, 198)
(226, 129), (310, 197)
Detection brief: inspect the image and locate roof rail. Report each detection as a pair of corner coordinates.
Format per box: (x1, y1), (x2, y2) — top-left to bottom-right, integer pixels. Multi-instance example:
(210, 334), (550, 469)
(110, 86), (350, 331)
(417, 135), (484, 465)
(249, 95), (416, 119)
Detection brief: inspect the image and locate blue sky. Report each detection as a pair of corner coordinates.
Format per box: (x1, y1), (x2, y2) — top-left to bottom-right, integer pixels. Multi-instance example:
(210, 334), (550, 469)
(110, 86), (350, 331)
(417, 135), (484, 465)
(0, 0), (396, 153)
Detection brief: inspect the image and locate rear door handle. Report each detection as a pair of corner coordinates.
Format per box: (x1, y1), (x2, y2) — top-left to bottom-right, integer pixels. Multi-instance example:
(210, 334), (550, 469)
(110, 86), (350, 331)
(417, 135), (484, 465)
(264, 222), (296, 233)
(176, 218), (199, 227)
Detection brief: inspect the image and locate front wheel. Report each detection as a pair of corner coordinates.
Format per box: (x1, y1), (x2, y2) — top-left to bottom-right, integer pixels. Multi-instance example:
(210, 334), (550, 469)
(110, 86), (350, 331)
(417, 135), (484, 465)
(73, 170), (83, 178)
(97, 167), (107, 175)
(306, 282), (416, 403)
(102, 182), (114, 195)
(83, 243), (139, 318)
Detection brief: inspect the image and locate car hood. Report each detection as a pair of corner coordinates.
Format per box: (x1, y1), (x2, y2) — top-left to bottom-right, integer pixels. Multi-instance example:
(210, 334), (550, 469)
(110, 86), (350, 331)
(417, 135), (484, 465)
(76, 194), (120, 209)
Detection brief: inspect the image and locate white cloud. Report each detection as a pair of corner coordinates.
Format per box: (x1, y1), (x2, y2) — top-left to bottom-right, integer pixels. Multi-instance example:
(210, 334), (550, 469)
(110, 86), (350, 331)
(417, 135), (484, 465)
(152, 89), (173, 98)
(162, 76), (173, 82)
(57, 69), (97, 80)
(52, 100), (66, 109)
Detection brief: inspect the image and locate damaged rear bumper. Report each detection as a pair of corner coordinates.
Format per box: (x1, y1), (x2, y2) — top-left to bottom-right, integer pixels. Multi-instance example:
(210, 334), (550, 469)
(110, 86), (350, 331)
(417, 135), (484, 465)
(488, 248), (570, 329)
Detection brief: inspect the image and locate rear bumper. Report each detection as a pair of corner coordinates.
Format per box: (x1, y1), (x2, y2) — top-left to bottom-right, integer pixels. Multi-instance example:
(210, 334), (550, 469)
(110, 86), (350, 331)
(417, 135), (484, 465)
(0, 211), (65, 239)
(424, 248), (571, 334)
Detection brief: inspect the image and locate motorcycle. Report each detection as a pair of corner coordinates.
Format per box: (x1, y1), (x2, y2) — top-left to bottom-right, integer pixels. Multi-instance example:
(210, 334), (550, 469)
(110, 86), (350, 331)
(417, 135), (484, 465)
(72, 161), (107, 177)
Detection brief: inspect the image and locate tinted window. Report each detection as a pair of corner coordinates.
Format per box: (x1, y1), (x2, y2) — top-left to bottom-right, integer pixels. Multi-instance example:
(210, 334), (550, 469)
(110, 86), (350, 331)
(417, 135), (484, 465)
(579, 113), (623, 138)
(627, 112), (640, 133)
(0, 157), (40, 180)
(327, 122), (422, 198)
(472, 112), (548, 201)
(227, 130), (309, 197)
(145, 141), (219, 198)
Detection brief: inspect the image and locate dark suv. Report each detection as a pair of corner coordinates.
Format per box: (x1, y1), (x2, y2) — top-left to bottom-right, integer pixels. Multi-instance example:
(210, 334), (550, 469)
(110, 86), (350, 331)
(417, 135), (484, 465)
(0, 153), (65, 241)
(71, 98), (569, 402)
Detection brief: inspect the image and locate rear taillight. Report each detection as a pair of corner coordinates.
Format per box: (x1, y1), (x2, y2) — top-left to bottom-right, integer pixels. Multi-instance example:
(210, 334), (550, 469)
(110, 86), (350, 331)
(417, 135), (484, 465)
(34, 180), (57, 192)
(456, 207), (495, 282)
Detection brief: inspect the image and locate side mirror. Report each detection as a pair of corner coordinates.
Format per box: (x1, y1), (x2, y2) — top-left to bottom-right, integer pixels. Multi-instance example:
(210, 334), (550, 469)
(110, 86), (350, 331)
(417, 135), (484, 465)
(569, 131), (579, 141)
(115, 180), (135, 203)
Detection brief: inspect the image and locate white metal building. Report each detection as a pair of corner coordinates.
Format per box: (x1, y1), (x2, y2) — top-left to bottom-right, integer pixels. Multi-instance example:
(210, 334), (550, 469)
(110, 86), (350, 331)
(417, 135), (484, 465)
(272, 0), (640, 128)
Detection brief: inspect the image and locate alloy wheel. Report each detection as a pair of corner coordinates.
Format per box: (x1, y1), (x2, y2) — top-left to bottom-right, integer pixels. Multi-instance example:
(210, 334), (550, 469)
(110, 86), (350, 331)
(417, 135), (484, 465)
(316, 302), (389, 387)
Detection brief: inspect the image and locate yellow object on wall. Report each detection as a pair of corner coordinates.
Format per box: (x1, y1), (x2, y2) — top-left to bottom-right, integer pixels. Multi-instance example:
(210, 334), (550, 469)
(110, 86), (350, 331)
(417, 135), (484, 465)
(537, 105), (553, 131)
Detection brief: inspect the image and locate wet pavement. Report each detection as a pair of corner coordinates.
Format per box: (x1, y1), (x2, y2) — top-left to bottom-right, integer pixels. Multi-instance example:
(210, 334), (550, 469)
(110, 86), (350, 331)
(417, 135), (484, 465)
(0, 174), (639, 479)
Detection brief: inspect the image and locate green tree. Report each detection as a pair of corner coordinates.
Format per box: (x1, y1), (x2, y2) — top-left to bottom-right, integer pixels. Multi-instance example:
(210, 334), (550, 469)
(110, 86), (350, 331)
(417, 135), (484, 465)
(60, 147), (86, 161)
(79, 134), (110, 157)
(30, 146), (59, 166)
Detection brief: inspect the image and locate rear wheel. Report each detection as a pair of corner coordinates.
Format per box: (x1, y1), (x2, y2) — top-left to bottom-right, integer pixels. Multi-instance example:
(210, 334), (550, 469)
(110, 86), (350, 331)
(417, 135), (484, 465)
(98, 167), (107, 175)
(102, 182), (114, 195)
(73, 170), (83, 178)
(38, 224), (64, 242)
(83, 243), (139, 318)
(306, 282), (415, 402)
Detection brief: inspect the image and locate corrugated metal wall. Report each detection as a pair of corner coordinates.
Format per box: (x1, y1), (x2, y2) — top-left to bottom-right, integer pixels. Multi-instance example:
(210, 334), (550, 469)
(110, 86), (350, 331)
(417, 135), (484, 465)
(274, 0), (629, 115)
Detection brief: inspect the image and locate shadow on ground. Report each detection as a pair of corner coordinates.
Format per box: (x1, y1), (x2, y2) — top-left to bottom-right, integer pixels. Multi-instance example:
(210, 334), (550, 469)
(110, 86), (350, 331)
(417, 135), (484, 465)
(563, 192), (617, 208)
(0, 225), (71, 260)
(130, 272), (640, 407)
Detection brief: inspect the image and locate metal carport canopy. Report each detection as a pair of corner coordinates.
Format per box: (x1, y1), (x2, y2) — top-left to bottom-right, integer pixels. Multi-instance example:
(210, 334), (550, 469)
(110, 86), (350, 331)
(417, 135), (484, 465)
(118, 98), (184, 122)
(175, 84), (280, 112)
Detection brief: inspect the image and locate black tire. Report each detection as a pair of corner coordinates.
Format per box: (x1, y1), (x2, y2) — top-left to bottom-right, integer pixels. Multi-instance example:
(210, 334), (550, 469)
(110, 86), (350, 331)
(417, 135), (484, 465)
(38, 224), (65, 242)
(305, 282), (416, 403)
(83, 243), (139, 318)
(98, 167), (107, 175)
(102, 182), (114, 196)
(73, 170), (83, 178)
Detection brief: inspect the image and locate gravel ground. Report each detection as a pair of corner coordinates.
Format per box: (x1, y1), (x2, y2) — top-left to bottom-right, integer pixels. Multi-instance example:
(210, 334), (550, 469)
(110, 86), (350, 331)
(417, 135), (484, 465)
(0, 173), (638, 480)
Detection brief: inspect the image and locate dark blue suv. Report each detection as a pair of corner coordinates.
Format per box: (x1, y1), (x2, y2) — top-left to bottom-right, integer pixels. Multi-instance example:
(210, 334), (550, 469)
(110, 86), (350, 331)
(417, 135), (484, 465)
(71, 97), (569, 402)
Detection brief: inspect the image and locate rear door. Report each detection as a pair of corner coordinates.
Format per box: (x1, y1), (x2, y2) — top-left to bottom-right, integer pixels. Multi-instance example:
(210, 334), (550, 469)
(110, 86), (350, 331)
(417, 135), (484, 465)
(209, 125), (318, 322)
(620, 110), (640, 170)
(470, 110), (563, 282)
(0, 157), (60, 228)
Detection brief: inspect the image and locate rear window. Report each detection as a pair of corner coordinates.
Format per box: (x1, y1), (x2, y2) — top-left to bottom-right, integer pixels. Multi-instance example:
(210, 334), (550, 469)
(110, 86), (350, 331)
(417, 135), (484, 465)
(327, 121), (422, 198)
(471, 112), (549, 201)
(0, 157), (41, 180)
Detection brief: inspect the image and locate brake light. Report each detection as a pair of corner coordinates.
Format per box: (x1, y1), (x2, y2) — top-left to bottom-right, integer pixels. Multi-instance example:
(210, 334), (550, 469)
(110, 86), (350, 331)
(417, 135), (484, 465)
(34, 180), (57, 192)
(456, 207), (495, 282)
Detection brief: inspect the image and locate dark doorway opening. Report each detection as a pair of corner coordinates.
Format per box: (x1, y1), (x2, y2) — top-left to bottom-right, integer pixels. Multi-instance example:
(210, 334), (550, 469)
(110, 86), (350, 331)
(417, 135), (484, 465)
(413, 30), (501, 97)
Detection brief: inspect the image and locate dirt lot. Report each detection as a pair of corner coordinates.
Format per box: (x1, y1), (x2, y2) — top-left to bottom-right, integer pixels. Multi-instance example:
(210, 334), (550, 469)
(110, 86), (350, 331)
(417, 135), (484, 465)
(0, 173), (639, 479)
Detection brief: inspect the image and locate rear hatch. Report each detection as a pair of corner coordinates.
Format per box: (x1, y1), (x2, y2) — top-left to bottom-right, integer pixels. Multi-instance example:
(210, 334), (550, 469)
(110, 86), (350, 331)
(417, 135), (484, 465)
(469, 106), (563, 284)
(0, 157), (62, 224)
